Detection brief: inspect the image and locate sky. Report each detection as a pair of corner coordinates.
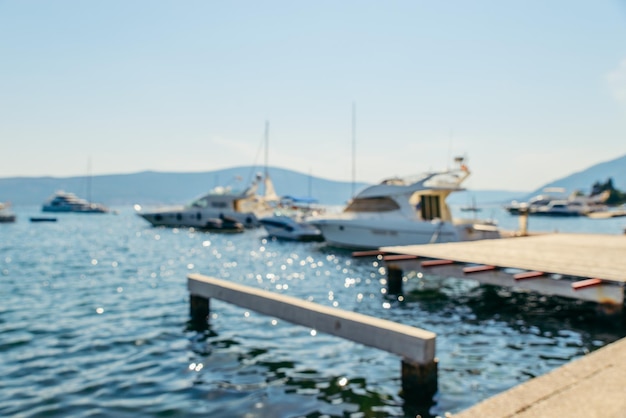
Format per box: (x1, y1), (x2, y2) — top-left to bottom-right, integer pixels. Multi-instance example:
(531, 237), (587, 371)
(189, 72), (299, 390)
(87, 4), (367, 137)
(1, 1), (625, 191)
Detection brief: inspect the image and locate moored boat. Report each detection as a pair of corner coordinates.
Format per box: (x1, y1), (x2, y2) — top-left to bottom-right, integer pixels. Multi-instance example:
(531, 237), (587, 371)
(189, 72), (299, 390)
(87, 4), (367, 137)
(136, 173), (277, 229)
(260, 214), (323, 241)
(30, 217), (58, 222)
(0, 202), (16, 223)
(42, 191), (109, 213)
(505, 188), (608, 217)
(307, 157), (500, 250)
(260, 195), (325, 241)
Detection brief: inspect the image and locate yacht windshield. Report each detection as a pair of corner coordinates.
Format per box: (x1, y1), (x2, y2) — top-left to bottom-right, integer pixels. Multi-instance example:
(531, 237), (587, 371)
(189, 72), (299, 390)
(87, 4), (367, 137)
(345, 197), (400, 212)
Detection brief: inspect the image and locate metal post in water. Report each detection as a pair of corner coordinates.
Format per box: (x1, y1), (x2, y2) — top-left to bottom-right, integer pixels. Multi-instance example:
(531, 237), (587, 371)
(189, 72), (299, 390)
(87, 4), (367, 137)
(518, 207), (529, 236)
(401, 358), (438, 404)
(190, 294), (210, 329)
(387, 265), (404, 295)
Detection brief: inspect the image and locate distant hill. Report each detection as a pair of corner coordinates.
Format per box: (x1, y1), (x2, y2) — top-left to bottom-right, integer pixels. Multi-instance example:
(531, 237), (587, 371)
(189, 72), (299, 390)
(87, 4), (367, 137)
(0, 166), (368, 207)
(2, 154), (625, 207)
(528, 154), (626, 198)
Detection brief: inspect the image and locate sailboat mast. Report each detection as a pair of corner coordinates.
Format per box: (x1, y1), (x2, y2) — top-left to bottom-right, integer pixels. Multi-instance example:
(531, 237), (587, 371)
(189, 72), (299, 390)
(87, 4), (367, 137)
(351, 102), (356, 198)
(87, 157), (92, 204)
(264, 120), (269, 182)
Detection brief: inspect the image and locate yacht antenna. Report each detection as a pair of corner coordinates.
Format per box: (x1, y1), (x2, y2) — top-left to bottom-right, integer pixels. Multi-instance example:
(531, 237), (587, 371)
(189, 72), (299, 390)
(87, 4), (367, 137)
(86, 157), (92, 204)
(447, 129), (454, 170)
(351, 102), (356, 197)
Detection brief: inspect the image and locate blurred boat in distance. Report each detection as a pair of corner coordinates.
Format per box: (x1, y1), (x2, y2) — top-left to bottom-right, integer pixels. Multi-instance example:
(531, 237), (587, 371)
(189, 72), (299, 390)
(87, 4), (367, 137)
(135, 173), (277, 229)
(42, 191), (109, 213)
(504, 187), (609, 217)
(0, 202), (16, 223)
(260, 196), (324, 241)
(460, 195), (482, 213)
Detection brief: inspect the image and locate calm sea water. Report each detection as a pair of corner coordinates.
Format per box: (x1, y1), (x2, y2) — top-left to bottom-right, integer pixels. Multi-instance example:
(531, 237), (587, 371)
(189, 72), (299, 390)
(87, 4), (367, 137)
(1, 205), (625, 417)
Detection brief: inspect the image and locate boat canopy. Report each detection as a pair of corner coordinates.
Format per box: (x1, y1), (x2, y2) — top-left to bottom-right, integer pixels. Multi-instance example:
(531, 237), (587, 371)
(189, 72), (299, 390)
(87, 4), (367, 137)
(356, 170), (468, 200)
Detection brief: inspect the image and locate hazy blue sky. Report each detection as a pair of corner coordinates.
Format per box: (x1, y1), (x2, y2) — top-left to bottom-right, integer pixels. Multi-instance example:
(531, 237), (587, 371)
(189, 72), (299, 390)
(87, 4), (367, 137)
(1, 1), (625, 191)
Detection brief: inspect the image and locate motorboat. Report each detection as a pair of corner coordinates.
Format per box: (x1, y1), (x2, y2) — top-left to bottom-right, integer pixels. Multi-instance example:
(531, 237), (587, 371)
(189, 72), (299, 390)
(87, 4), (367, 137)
(42, 191), (109, 213)
(532, 200), (590, 217)
(136, 173), (277, 229)
(505, 188), (608, 217)
(0, 202), (16, 223)
(260, 214), (323, 241)
(260, 198), (325, 240)
(504, 188), (565, 215)
(307, 158), (501, 250)
(260, 196), (325, 241)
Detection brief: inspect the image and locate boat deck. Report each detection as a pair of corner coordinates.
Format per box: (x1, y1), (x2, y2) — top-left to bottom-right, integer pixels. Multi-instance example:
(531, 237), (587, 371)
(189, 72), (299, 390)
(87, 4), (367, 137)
(381, 233), (626, 283)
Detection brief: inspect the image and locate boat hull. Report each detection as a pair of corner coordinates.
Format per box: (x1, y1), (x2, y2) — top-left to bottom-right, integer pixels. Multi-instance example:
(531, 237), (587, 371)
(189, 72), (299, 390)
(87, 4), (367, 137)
(260, 216), (323, 241)
(42, 206), (108, 213)
(0, 214), (16, 223)
(137, 207), (260, 229)
(310, 218), (462, 250)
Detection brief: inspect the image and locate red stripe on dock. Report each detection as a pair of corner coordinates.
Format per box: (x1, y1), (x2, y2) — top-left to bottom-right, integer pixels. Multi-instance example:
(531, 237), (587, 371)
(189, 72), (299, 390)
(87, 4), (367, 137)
(513, 271), (545, 280)
(572, 278), (603, 291)
(421, 259), (455, 267)
(383, 254), (419, 262)
(352, 250), (387, 257)
(463, 265), (496, 274)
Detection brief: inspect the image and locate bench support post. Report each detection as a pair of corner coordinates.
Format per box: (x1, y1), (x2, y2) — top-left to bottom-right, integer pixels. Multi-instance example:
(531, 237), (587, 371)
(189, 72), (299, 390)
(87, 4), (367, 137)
(401, 358), (438, 404)
(190, 294), (210, 329)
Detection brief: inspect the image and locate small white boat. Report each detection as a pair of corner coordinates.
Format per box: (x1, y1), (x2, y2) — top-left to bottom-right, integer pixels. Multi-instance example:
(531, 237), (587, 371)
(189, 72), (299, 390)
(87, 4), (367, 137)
(260, 195), (325, 241)
(0, 202), (16, 223)
(260, 214), (323, 241)
(307, 157), (500, 250)
(42, 191), (109, 213)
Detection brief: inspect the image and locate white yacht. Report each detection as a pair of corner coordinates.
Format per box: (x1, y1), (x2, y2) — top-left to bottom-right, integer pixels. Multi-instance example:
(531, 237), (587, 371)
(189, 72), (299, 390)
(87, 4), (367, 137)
(42, 191), (109, 213)
(136, 174), (277, 229)
(307, 159), (500, 250)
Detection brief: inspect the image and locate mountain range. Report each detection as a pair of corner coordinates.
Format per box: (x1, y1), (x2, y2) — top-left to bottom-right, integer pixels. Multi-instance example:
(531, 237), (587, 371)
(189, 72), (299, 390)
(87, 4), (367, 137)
(1, 154), (625, 207)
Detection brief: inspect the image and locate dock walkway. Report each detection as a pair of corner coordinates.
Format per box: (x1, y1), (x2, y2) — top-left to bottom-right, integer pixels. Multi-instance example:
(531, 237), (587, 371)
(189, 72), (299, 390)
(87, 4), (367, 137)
(381, 233), (626, 283)
(379, 233), (626, 306)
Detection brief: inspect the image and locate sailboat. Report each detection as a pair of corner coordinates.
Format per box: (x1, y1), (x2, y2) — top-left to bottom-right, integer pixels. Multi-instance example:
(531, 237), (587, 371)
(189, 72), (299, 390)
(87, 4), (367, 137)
(258, 122), (323, 241)
(460, 195), (482, 212)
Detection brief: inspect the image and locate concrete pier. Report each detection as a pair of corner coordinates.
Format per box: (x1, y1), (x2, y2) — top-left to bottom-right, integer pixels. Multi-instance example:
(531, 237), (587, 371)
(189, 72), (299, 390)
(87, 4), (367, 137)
(452, 336), (626, 417)
(188, 273), (438, 402)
